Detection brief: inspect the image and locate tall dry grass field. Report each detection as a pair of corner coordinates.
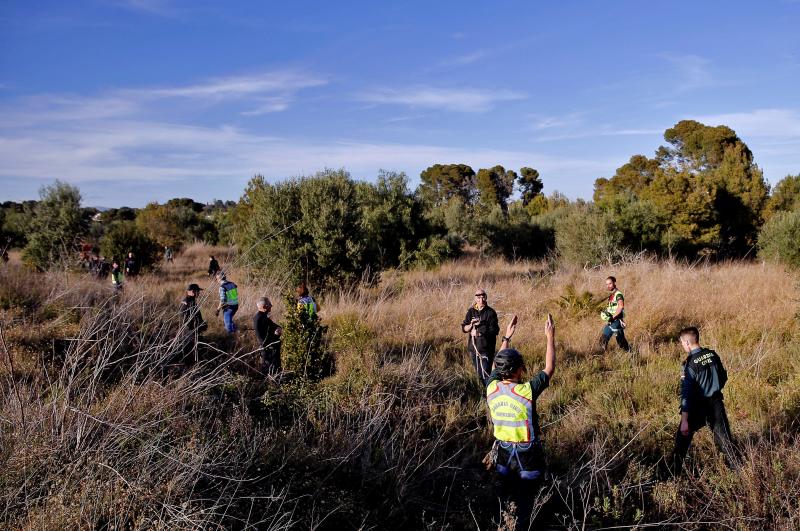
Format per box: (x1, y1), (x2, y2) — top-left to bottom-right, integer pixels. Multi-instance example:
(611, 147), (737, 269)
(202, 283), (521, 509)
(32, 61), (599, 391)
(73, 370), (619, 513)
(1, 246), (799, 529)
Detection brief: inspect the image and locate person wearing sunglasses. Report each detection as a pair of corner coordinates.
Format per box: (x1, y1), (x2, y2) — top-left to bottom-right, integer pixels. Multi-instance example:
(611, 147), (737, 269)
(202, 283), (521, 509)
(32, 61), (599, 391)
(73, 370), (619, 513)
(461, 288), (500, 384)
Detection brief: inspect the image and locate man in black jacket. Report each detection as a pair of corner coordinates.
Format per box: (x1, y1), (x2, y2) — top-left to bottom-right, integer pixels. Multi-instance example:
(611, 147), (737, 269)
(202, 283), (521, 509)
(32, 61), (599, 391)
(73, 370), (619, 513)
(179, 283), (207, 363)
(461, 288), (500, 384)
(254, 297), (282, 375)
(672, 326), (738, 474)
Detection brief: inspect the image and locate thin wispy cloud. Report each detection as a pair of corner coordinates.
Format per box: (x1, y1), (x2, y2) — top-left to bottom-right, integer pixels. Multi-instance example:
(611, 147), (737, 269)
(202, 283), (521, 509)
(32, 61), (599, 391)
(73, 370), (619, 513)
(532, 127), (662, 142)
(662, 53), (713, 92)
(693, 108), (800, 138)
(440, 50), (490, 67)
(139, 71), (326, 101)
(0, 70), (327, 126)
(107, 0), (180, 17)
(0, 117), (610, 186)
(359, 86), (526, 113)
(532, 112), (586, 130)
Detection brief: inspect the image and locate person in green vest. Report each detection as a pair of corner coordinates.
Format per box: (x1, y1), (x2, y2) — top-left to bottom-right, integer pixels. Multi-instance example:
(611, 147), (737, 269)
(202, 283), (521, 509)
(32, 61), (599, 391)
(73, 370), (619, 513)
(110, 259), (124, 290)
(215, 270), (239, 333)
(295, 283), (318, 319)
(598, 276), (631, 353)
(486, 313), (556, 529)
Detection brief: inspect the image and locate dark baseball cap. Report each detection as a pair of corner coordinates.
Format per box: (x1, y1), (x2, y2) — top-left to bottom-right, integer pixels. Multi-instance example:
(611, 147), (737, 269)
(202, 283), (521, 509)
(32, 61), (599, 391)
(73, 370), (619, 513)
(187, 283), (203, 292)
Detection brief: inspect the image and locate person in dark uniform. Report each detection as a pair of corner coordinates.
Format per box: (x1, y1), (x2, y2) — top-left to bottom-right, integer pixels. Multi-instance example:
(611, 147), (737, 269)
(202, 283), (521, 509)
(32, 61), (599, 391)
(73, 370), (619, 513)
(461, 288), (500, 384)
(486, 314), (556, 530)
(124, 251), (139, 277)
(178, 283), (207, 363)
(208, 255), (220, 277)
(253, 297), (282, 376)
(671, 326), (738, 474)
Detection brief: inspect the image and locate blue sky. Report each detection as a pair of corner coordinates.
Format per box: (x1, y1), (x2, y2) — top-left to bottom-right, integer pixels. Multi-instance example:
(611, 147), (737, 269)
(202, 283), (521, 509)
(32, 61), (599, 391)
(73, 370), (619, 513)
(1, 0), (799, 207)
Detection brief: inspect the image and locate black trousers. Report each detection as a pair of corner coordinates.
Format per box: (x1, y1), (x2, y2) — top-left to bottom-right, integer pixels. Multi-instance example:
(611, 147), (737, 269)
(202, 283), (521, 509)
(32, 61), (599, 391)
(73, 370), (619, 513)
(470, 347), (493, 384)
(496, 442), (546, 531)
(672, 395), (737, 474)
(261, 346), (282, 375)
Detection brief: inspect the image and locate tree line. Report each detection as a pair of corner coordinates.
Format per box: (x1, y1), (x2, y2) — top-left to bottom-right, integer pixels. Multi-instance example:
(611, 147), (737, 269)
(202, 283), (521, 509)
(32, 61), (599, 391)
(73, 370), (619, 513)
(2, 119), (799, 283)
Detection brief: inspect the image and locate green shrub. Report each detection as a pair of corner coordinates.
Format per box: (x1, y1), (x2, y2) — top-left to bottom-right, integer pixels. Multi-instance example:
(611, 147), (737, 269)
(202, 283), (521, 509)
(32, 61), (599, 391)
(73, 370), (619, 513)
(22, 181), (87, 271)
(555, 204), (625, 266)
(281, 292), (331, 381)
(100, 221), (160, 269)
(758, 209), (800, 268)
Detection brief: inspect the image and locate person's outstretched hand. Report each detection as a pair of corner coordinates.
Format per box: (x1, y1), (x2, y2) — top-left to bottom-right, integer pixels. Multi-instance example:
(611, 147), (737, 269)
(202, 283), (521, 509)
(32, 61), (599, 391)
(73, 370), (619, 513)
(505, 314), (518, 338)
(545, 313), (555, 337)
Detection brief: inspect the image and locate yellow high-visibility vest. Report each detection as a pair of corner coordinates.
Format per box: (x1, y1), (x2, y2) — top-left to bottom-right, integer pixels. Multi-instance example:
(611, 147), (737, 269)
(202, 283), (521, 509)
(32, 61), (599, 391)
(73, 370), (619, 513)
(487, 380), (534, 443)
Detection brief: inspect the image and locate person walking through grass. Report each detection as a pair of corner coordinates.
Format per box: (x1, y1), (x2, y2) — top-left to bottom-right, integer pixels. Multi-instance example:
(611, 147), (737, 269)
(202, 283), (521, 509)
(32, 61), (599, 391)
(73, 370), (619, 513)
(179, 283), (207, 363)
(671, 326), (738, 474)
(254, 297), (282, 376)
(208, 255), (220, 277)
(110, 260), (124, 290)
(486, 314), (556, 530)
(215, 270), (239, 333)
(461, 288), (500, 384)
(598, 276), (631, 353)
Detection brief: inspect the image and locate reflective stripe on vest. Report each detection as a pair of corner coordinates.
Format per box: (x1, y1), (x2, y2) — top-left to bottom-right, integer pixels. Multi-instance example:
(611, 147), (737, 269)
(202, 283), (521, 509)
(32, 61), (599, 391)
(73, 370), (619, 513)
(223, 282), (238, 305)
(297, 296), (316, 317)
(487, 380), (534, 443)
(607, 289), (623, 315)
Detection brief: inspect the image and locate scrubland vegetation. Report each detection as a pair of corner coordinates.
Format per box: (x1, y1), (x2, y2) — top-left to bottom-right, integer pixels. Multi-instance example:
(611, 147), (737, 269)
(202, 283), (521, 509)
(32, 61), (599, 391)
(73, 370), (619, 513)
(2, 118), (800, 528)
(2, 244), (799, 529)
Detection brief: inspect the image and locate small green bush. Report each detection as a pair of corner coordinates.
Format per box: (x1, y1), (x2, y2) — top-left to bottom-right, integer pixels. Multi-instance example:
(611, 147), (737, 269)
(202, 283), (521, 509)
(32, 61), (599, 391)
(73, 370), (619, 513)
(555, 204), (625, 266)
(100, 221), (160, 269)
(281, 292), (331, 381)
(758, 209), (800, 268)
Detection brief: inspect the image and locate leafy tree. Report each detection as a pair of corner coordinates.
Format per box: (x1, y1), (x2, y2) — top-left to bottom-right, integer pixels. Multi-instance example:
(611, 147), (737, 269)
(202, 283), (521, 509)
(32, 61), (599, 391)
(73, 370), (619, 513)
(594, 120), (768, 256)
(236, 169), (365, 290)
(758, 210), (800, 268)
(100, 221), (160, 269)
(765, 174), (800, 217)
(22, 181), (87, 271)
(136, 200), (218, 248)
(519, 167), (544, 206)
(475, 165), (516, 213)
(102, 207), (138, 223)
(418, 164), (477, 207)
(356, 171), (431, 270)
(0, 202), (33, 248)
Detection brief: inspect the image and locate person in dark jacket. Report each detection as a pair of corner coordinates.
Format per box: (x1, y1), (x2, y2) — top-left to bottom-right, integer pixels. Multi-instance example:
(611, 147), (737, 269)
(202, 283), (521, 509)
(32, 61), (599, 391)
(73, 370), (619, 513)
(253, 297), (282, 375)
(208, 255), (220, 277)
(124, 252), (139, 277)
(461, 288), (500, 384)
(671, 326), (738, 474)
(178, 283), (207, 362)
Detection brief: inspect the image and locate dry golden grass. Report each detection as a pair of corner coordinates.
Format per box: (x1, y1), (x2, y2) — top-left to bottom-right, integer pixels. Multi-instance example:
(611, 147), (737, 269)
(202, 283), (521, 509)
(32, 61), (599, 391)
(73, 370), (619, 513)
(1, 246), (799, 529)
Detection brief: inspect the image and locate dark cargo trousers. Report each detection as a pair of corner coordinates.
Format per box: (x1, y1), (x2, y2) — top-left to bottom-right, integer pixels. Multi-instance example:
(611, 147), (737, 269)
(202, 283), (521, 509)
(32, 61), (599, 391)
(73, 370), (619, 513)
(672, 395), (737, 474)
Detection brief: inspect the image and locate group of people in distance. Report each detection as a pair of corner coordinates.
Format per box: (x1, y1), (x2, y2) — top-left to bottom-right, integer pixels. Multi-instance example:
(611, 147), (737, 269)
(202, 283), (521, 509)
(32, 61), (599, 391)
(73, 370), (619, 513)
(177, 266), (317, 377)
(464, 277), (737, 525)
